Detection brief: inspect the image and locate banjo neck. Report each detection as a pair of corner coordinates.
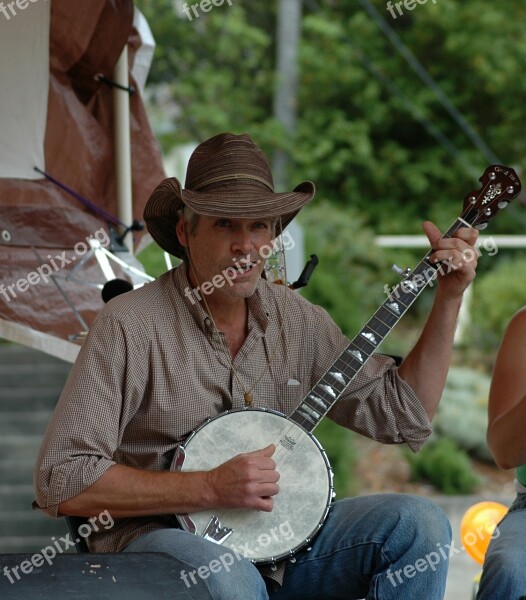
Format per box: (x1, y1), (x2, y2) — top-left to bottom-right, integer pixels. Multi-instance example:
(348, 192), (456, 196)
(290, 162), (524, 433)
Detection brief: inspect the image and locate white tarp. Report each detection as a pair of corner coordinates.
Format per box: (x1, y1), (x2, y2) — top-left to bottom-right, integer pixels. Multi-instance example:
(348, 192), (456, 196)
(0, 0), (50, 180)
(132, 8), (155, 95)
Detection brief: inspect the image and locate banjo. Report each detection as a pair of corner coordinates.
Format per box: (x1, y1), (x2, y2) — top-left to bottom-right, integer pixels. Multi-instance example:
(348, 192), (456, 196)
(172, 165), (521, 567)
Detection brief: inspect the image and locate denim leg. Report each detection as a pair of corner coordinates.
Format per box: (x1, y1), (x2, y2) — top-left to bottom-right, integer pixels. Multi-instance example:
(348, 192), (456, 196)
(476, 493), (526, 600)
(269, 494), (451, 600)
(123, 528), (269, 600)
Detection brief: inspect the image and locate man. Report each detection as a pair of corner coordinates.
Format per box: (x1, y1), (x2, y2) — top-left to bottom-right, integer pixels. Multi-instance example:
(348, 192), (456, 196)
(34, 132), (479, 599)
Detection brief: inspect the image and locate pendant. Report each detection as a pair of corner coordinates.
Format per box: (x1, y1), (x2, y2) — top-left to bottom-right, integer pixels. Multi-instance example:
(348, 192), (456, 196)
(243, 391), (254, 407)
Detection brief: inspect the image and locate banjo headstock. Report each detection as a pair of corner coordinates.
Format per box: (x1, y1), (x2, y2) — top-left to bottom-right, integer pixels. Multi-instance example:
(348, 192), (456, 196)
(462, 165), (522, 230)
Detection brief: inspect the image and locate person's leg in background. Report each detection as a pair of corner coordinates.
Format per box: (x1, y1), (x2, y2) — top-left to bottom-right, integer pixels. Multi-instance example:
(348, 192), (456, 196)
(477, 493), (526, 600)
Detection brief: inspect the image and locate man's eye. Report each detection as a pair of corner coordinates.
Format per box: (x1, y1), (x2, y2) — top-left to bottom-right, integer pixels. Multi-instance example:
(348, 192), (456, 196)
(215, 219), (231, 228)
(253, 222), (269, 230)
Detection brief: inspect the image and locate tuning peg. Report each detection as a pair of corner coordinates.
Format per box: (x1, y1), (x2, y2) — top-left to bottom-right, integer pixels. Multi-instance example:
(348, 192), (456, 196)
(392, 264), (412, 277)
(475, 223), (488, 230)
(498, 200), (509, 209)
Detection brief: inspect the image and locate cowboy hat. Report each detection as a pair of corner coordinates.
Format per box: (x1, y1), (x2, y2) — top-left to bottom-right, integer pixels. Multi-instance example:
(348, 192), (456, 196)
(143, 132), (315, 258)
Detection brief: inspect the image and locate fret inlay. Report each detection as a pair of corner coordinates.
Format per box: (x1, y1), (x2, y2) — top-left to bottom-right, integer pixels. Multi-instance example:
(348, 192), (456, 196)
(320, 384), (336, 398)
(329, 371), (346, 385)
(361, 331), (378, 345)
(309, 394), (329, 409)
(386, 302), (401, 315)
(298, 409), (316, 425)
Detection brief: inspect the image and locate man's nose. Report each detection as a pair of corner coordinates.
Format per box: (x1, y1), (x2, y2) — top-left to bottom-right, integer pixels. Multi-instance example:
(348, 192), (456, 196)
(231, 229), (254, 254)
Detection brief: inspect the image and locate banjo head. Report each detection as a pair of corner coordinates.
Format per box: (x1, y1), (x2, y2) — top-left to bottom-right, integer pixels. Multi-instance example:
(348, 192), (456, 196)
(175, 408), (333, 565)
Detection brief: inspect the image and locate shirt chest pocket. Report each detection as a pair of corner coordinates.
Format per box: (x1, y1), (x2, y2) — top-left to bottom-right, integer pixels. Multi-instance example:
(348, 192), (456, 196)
(255, 380), (304, 417)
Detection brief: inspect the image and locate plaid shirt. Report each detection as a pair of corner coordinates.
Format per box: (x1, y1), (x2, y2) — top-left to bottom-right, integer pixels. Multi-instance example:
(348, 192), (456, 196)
(34, 265), (431, 584)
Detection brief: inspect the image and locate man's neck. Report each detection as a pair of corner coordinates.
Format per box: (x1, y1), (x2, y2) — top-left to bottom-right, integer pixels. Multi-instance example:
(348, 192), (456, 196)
(203, 294), (248, 331)
(203, 295), (249, 358)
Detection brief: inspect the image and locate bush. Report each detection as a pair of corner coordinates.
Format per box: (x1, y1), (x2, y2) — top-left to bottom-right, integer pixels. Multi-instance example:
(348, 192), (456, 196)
(299, 200), (389, 339)
(405, 437), (480, 495)
(434, 366), (492, 462)
(469, 253), (526, 354)
(136, 241), (178, 278)
(314, 419), (356, 498)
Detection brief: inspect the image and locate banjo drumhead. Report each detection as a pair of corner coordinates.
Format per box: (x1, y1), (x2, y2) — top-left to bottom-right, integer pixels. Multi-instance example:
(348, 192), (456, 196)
(178, 409), (333, 564)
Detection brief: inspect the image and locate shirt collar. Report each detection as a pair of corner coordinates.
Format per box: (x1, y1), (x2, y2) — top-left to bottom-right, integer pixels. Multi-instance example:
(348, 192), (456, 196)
(172, 265), (213, 334)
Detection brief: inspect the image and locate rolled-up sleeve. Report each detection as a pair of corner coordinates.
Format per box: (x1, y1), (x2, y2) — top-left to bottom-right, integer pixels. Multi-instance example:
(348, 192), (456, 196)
(303, 303), (432, 452)
(33, 313), (146, 517)
(328, 354), (432, 452)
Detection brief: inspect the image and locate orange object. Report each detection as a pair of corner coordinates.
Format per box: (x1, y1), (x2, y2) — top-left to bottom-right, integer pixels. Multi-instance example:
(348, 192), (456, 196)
(460, 501), (508, 564)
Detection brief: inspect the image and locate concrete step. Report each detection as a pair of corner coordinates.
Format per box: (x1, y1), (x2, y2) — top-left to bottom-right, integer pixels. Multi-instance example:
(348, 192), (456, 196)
(0, 511), (69, 537)
(0, 345), (79, 554)
(0, 535), (76, 554)
(0, 343), (69, 364)
(0, 363), (70, 388)
(0, 436), (43, 461)
(0, 345), (71, 393)
(0, 387), (62, 410)
(0, 459), (36, 485)
(0, 485), (34, 511)
(0, 411), (52, 436)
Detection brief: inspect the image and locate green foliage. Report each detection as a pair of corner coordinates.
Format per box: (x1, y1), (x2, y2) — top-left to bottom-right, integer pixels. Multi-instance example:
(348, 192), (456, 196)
(136, 0), (526, 236)
(136, 241), (179, 279)
(469, 254), (526, 353)
(135, 0), (276, 147)
(434, 366), (492, 462)
(405, 437), (480, 495)
(299, 200), (389, 338)
(314, 419), (356, 498)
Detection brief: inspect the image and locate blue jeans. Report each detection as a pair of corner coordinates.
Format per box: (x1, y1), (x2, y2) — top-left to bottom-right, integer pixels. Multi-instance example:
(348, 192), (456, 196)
(476, 493), (526, 600)
(124, 494), (451, 600)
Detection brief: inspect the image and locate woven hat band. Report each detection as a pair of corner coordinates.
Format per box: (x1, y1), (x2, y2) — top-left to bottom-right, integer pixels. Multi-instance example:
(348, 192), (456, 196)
(192, 174), (274, 193)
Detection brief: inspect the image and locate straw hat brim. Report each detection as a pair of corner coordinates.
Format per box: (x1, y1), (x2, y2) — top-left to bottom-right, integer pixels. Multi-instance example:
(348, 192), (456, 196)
(144, 177), (315, 258)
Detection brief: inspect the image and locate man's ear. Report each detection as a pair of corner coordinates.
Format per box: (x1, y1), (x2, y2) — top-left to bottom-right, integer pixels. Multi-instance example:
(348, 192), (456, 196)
(176, 218), (187, 250)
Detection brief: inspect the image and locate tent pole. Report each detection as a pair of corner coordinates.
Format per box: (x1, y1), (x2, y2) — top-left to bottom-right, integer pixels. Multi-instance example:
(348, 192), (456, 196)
(113, 45), (134, 253)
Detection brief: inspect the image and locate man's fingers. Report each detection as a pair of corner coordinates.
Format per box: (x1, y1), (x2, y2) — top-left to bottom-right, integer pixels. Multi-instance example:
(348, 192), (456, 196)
(423, 220), (479, 260)
(422, 221), (442, 247)
(249, 444), (276, 458)
(260, 444), (276, 457)
(453, 225), (479, 245)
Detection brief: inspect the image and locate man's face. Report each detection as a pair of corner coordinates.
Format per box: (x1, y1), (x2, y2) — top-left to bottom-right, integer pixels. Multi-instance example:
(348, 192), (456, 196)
(177, 215), (275, 301)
